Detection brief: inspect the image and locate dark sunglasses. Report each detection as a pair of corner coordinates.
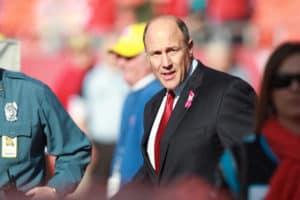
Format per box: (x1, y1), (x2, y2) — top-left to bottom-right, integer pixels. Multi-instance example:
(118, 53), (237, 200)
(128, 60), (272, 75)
(272, 73), (300, 89)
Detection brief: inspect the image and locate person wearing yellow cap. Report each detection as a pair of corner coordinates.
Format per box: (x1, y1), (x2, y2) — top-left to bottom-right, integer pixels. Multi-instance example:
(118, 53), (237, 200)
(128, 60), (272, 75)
(109, 23), (146, 59)
(107, 23), (162, 198)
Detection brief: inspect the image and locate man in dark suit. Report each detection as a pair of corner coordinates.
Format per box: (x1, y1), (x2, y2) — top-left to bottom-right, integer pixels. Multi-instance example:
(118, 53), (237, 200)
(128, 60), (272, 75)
(133, 15), (256, 188)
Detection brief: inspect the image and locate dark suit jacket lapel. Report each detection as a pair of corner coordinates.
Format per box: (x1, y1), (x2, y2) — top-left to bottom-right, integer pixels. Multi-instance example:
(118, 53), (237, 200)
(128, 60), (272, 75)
(142, 89), (166, 179)
(142, 89), (166, 146)
(159, 62), (205, 175)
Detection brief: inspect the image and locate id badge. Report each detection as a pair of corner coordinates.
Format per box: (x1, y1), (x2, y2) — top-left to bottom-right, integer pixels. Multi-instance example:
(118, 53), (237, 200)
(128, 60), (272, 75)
(1, 136), (17, 158)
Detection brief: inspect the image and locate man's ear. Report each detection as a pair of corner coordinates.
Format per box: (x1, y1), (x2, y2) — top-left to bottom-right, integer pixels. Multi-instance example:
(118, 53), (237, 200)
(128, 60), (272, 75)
(188, 39), (194, 57)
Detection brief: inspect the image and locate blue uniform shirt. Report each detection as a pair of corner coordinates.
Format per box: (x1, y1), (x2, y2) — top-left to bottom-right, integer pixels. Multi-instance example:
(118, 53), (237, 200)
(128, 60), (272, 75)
(0, 69), (91, 195)
(111, 79), (162, 185)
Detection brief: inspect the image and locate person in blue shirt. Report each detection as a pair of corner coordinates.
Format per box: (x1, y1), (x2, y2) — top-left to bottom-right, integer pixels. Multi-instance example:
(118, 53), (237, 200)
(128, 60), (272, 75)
(107, 23), (162, 198)
(0, 68), (91, 200)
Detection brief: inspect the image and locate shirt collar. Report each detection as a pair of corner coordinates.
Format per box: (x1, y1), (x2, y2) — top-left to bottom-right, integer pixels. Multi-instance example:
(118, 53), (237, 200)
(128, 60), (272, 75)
(172, 59), (198, 96)
(131, 74), (156, 91)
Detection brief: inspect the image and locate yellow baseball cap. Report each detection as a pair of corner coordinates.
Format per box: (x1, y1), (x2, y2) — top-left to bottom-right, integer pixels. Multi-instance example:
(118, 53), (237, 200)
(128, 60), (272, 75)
(109, 23), (146, 58)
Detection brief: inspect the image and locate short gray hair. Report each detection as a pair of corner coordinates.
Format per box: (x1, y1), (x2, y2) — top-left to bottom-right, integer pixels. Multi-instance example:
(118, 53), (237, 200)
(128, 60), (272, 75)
(143, 16), (191, 49)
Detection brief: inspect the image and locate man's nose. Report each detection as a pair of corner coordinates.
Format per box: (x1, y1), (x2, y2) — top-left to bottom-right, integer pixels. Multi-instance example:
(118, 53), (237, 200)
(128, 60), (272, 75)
(161, 52), (171, 68)
(116, 58), (126, 69)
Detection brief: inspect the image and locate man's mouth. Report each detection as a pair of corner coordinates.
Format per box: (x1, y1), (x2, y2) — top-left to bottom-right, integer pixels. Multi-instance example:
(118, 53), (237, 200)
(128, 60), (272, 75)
(161, 71), (175, 81)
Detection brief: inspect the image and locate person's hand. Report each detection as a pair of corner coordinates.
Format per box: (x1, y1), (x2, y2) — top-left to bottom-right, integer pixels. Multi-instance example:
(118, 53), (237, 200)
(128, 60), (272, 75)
(25, 186), (58, 200)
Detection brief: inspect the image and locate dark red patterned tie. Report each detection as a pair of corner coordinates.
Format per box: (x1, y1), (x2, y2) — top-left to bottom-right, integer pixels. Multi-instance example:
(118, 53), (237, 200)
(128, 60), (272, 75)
(154, 91), (175, 175)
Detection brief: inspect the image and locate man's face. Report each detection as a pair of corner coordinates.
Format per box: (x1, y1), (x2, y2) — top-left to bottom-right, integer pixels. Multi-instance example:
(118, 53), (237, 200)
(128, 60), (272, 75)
(144, 19), (193, 90)
(115, 53), (150, 86)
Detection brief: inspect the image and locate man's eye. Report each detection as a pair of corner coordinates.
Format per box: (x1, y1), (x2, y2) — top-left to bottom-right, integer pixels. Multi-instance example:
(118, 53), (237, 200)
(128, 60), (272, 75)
(150, 52), (161, 57)
(168, 48), (179, 55)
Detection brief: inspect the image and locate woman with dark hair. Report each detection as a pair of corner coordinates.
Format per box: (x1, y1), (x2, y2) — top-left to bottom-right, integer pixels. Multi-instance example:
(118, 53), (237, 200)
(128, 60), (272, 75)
(220, 42), (300, 200)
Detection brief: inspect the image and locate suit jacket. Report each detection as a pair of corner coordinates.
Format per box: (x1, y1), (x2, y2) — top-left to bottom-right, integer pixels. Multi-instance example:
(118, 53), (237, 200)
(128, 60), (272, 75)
(134, 60), (256, 186)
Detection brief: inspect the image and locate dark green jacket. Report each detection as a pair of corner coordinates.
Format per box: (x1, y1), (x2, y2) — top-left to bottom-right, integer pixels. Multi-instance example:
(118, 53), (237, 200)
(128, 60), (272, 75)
(0, 69), (91, 195)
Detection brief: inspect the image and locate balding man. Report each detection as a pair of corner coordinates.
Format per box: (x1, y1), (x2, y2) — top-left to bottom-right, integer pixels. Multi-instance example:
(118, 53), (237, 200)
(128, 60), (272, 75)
(133, 15), (256, 188)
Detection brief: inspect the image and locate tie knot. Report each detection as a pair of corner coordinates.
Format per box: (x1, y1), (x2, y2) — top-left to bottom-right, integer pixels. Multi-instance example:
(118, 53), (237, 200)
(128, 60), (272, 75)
(167, 90), (175, 100)
(166, 91), (175, 109)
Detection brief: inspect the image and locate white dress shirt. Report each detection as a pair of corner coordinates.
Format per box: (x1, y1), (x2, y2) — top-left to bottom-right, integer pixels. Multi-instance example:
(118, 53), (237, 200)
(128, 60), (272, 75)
(147, 59), (198, 169)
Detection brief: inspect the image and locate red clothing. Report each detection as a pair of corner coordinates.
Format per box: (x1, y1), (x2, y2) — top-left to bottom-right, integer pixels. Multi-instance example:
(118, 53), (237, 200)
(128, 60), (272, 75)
(0, 0), (38, 36)
(86, 0), (116, 33)
(152, 0), (189, 17)
(251, 0), (300, 47)
(263, 118), (300, 200)
(53, 56), (93, 109)
(206, 0), (251, 22)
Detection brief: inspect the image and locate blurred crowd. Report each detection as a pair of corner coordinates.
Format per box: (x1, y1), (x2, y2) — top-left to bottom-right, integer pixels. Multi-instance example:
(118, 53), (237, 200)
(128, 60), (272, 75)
(0, 0), (298, 93)
(0, 0), (300, 199)
(0, 0), (299, 93)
